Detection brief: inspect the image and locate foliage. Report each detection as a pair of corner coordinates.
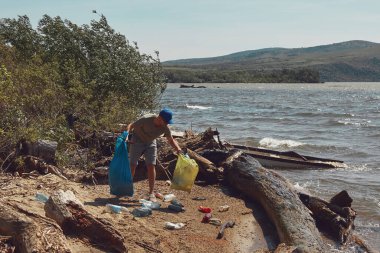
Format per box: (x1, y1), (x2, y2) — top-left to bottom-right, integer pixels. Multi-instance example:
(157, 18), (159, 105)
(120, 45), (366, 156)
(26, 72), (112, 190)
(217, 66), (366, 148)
(163, 68), (320, 83)
(0, 14), (166, 160)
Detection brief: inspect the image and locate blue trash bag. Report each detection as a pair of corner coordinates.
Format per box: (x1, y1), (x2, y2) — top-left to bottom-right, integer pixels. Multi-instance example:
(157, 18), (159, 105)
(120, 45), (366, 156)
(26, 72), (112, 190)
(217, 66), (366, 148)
(109, 131), (134, 196)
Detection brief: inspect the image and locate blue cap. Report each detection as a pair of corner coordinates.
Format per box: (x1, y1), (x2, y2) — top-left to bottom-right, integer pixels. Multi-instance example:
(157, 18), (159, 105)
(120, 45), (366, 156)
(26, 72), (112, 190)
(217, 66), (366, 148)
(159, 108), (173, 124)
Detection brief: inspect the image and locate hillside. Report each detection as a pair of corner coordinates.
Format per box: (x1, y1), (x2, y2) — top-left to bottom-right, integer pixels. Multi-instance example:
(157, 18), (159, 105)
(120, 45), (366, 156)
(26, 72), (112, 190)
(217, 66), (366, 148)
(163, 40), (380, 82)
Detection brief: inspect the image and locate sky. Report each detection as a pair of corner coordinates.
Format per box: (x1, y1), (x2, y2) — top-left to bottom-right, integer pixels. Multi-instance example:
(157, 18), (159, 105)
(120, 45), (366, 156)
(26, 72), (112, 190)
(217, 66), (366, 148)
(1, 0), (380, 61)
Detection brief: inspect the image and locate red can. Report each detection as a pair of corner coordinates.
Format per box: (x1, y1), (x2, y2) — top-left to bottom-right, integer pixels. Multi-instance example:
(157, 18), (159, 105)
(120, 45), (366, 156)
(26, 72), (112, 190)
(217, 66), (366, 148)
(198, 206), (212, 213)
(201, 213), (212, 223)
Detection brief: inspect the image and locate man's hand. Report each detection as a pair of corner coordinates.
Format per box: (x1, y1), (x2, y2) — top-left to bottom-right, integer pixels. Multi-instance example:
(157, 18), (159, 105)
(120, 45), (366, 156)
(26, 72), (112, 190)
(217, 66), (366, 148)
(176, 149), (184, 156)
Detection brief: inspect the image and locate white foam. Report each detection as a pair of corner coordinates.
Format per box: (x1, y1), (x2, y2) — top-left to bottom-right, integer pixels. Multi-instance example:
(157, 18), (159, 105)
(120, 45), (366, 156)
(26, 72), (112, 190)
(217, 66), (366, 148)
(293, 181), (313, 193)
(293, 182), (304, 191)
(259, 137), (304, 148)
(337, 119), (371, 127)
(186, 104), (212, 110)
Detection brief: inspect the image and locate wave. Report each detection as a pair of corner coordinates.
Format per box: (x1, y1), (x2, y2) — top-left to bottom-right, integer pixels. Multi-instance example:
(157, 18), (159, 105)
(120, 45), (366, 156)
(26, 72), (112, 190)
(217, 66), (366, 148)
(328, 118), (373, 127)
(186, 104), (212, 110)
(292, 112), (355, 117)
(293, 182), (313, 193)
(259, 137), (305, 148)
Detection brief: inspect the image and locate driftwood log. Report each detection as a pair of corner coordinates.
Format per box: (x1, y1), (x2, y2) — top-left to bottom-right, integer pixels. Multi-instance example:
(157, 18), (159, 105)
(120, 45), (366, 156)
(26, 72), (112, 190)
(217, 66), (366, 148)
(0, 203), (70, 253)
(44, 190), (127, 252)
(18, 140), (57, 164)
(223, 154), (325, 252)
(299, 191), (356, 244)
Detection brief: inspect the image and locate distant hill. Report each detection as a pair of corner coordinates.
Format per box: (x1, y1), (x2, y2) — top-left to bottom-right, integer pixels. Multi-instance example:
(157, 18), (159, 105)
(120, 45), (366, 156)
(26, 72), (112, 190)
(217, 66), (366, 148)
(163, 40), (380, 82)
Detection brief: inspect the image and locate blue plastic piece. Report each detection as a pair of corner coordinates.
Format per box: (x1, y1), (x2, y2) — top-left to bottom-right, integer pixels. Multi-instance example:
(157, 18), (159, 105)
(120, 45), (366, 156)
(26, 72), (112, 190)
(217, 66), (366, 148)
(109, 131), (134, 196)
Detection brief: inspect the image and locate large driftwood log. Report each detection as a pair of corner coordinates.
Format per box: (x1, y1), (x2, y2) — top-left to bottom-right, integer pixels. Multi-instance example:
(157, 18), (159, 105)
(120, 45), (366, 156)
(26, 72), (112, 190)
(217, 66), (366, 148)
(18, 140), (57, 164)
(224, 154), (325, 252)
(44, 190), (127, 252)
(0, 203), (69, 253)
(298, 192), (356, 244)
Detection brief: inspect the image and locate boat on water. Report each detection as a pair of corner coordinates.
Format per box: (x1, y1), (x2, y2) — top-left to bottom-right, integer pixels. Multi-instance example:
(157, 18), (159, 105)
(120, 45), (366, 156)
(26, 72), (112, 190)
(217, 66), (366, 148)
(226, 143), (346, 169)
(179, 84), (206, 88)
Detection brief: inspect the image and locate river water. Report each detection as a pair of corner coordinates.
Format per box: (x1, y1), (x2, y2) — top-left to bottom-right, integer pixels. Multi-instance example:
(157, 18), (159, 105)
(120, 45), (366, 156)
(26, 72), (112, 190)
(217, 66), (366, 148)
(160, 82), (380, 250)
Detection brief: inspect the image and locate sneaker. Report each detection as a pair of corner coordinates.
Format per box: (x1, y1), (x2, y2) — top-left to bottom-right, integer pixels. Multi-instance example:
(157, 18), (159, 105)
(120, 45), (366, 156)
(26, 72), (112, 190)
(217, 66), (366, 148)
(148, 193), (157, 202)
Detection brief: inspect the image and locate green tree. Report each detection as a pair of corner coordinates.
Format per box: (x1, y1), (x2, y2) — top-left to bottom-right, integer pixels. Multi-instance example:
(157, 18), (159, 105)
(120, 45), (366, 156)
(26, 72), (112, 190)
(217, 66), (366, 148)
(0, 14), (166, 161)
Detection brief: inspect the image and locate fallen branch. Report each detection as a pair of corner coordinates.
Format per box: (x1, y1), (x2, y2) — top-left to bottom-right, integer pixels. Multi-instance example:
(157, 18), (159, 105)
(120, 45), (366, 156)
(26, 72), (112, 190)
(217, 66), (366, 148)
(44, 190), (127, 252)
(135, 241), (163, 253)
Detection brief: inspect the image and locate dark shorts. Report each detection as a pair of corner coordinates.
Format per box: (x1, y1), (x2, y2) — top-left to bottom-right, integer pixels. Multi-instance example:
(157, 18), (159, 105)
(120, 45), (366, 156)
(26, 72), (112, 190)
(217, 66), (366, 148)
(129, 136), (157, 165)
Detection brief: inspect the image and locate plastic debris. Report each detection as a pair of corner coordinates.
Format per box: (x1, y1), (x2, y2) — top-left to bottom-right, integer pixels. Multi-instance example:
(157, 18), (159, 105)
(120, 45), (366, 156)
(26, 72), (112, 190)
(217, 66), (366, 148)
(163, 193), (176, 202)
(140, 199), (161, 210)
(202, 213), (212, 223)
(218, 205), (230, 212)
(171, 199), (184, 207)
(105, 204), (129, 214)
(131, 207), (152, 217)
(198, 206), (212, 213)
(155, 192), (164, 200)
(168, 204), (185, 212)
(165, 222), (185, 230)
(209, 218), (222, 226)
(35, 192), (49, 203)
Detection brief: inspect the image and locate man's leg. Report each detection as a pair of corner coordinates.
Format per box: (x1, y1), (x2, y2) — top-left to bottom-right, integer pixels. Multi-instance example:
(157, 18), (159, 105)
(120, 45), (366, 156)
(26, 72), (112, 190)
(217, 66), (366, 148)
(145, 141), (157, 197)
(129, 143), (143, 179)
(130, 163), (137, 178)
(147, 164), (156, 194)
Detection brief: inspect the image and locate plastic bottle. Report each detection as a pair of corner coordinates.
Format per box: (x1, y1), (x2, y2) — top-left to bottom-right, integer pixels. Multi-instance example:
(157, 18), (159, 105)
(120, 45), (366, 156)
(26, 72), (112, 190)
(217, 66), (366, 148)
(218, 205), (230, 212)
(163, 193), (176, 202)
(168, 204), (185, 212)
(198, 206), (212, 213)
(140, 200), (161, 210)
(105, 204), (129, 214)
(165, 222), (185, 230)
(171, 199), (184, 207)
(131, 207), (152, 217)
(35, 192), (49, 203)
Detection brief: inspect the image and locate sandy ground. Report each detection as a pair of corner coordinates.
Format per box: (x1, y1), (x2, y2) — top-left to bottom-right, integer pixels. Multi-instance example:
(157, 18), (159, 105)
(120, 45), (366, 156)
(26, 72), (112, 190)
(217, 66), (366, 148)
(0, 173), (278, 253)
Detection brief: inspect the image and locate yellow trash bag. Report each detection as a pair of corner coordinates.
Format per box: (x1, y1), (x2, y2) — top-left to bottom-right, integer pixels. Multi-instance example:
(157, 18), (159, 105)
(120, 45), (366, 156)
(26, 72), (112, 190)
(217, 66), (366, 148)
(171, 154), (199, 192)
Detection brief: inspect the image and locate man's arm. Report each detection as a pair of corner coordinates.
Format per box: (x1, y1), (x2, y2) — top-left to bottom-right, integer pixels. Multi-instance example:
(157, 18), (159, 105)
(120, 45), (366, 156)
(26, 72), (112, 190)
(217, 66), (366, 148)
(127, 123), (134, 132)
(166, 135), (182, 154)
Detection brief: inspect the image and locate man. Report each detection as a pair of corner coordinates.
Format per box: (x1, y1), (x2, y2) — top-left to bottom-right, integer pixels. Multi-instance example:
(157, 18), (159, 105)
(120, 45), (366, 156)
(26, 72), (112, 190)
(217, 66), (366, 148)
(127, 108), (182, 202)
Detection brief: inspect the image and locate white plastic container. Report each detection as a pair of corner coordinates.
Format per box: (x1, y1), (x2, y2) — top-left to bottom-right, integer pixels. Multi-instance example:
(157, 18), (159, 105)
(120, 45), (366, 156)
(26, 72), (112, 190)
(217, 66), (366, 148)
(218, 205), (230, 212)
(139, 199), (161, 210)
(165, 222), (185, 230)
(163, 193), (176, 202)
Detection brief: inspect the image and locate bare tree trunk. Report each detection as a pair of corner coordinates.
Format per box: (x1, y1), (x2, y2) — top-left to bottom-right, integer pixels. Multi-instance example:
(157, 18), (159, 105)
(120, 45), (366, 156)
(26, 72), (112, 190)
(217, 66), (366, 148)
(223, 154), (325, 252)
